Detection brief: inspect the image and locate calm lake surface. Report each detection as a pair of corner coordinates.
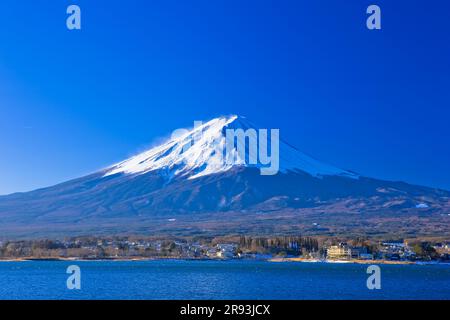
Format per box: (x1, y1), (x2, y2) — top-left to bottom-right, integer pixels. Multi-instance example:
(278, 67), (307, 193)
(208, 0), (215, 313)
(0, 260), (449, 300)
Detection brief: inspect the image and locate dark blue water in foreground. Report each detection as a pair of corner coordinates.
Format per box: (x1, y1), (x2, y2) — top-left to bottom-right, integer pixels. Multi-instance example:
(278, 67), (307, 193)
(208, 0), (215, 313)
(0, 260), (449, 300)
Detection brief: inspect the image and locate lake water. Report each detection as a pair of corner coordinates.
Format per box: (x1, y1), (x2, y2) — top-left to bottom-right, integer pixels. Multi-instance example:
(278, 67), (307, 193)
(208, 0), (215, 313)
(0, 260), (449, 300)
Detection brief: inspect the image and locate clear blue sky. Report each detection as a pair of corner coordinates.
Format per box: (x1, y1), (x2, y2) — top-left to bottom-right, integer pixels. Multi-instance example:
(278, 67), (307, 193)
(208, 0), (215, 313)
(0, 0), (449, 195)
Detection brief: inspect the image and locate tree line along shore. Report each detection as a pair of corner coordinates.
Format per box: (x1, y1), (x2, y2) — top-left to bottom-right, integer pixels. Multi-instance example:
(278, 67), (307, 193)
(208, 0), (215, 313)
(0, 235), (449, 263)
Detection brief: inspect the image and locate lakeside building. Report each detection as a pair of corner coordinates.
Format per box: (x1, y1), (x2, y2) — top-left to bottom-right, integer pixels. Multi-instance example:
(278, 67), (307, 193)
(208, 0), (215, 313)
(326, 244), (352, 260)
(433, 243), (450, 255)
(350, 247), (369, 259)
(382, 242), (405, 250)
(205, 244), (237, 259)
(378, 241), (417, 260)
(215, 244), (237, 259)
(326, 244), (371, 260)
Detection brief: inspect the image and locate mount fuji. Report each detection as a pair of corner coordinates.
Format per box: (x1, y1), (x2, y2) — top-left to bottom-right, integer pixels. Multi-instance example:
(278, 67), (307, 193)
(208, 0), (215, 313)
(0, 115), (449, 239)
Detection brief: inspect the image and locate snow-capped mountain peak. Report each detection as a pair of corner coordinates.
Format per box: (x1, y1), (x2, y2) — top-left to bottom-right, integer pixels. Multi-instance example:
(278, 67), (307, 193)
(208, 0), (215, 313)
(105, 115), (238, 179)
(104, 115), (358, 180)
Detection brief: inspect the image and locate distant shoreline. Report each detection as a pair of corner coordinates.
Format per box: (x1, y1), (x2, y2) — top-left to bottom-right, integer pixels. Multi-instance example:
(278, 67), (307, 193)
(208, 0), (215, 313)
(1, 257), (448, 265)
